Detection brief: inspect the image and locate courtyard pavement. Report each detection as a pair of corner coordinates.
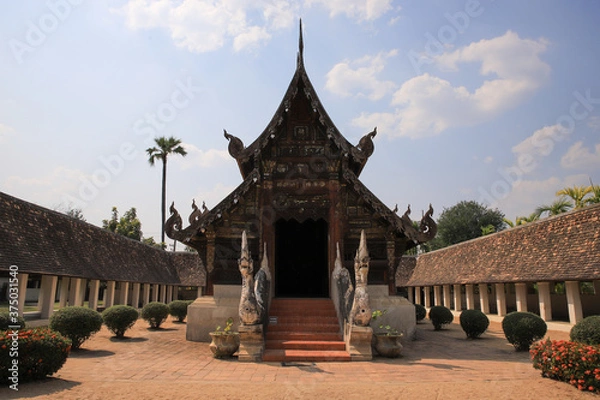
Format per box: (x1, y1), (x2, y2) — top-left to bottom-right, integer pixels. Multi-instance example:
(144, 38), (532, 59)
(1, 318), (595, 399)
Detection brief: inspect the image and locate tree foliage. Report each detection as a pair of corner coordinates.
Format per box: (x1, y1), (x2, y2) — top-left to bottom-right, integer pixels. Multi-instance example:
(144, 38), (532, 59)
(430, 201), (504, 250)
(102, 206), (142, 241)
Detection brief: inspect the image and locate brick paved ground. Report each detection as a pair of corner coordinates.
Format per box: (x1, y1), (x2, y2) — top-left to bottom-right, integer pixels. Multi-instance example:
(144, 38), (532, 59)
(1, 319), (595, 400)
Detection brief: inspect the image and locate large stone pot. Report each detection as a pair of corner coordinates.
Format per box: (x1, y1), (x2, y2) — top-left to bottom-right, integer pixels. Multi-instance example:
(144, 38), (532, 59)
(373, 334), (403, 358)
(209, 333), (240, 359)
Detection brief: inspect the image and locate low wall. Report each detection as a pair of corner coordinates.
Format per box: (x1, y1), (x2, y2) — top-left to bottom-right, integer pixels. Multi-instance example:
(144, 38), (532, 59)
(186, 285), (241, 342)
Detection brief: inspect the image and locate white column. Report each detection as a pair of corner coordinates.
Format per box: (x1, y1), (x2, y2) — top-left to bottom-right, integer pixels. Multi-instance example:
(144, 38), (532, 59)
(68, 278), (82, 306)
(565, 281), (584, 324)
(152, 284), (159, 302)
(17, 273), (29, 317)
(88, 280), (100, 311)
(434, 286), (442, 306)
(143, 283), (151, 306)
(414, 286), (422, 305)
(131, 283), (141, 308)
(160, 284), (167, 303)
(167, 285), (173, 303)
(118, 282), (129, 305)
(537, 282), (552, 321)
(37, 275), (58, 319)
(105, 281), (116, 308)
(453, 284), (463, 311)
(424, 286), (432, 308)
(465, 284), (475, 310)
(407, 287), (414, 304)
(479, 284), (490, 314)
(59, 277), (70, 308)
(495, 283), (507, 317)
(515, 282), (528, 312)
(197, 286), (203, 298)
(443, 285), (452, 308)
(76, 279), (87, 306)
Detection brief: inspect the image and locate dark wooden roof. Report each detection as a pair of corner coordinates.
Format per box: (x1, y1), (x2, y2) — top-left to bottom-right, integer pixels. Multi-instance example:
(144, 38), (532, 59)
(0, 191), (203, 285)
(395, 256), (417, 286)
(406, 203), (600, 286)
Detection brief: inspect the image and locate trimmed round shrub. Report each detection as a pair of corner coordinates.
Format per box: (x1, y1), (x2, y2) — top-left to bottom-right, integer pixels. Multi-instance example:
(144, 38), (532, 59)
(168, 300), (192, 323)
(141, 302), (169, 329)
(502, 311), (547, 351)
(429, 305), (454, 330)
(0, 328), (71, 384)
(459, 309), (489, 339)
(570, 315), (600, 345)
(102, 305), (139, 338)
(0, 312), (26, 330)
(415, 304), (426, 322)
(49, 306), (103, 350)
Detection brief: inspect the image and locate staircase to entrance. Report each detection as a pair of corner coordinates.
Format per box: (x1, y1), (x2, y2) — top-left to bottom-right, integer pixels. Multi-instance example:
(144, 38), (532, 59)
(262, 298), (351, 362)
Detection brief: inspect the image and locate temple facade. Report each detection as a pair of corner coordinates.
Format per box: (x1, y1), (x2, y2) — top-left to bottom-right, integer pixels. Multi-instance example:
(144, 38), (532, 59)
(166, 25), (436, 302)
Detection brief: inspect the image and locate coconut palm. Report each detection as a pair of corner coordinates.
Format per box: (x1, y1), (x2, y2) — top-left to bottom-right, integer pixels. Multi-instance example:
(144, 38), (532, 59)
(146, 136), (187, 245)
(556, 185), (592, 209)
(534, 198), (573, 218)
(504, 213), (539, 228)
(585, 183), (600, 205)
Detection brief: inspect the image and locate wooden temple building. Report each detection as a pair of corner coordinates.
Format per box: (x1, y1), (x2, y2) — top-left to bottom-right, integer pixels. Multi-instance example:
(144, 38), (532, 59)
(166, 23), (437, 303)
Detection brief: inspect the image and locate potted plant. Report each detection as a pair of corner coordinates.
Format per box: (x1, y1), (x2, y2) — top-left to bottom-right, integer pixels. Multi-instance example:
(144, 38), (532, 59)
(371, 309), (403, 358)
(209, 317), (240, 359)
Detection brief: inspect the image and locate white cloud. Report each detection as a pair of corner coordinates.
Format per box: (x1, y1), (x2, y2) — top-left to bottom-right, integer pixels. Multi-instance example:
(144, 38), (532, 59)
(511, 124), (570, 168)
(175, 143), (230, 170)
(306, 0), (393, 21)
(112, 0), (298, 53)
(494, 176), (561, 219)
(325, 50), (398, 100)
(561, 141), (600, 170)
(354, 31), (550, 138)
(0, 123), (15, 144)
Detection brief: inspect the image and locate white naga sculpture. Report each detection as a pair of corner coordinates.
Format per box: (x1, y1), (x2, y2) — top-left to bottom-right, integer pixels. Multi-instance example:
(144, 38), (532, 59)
(238, 231), (270, 326)
(349, 230), (372, 327)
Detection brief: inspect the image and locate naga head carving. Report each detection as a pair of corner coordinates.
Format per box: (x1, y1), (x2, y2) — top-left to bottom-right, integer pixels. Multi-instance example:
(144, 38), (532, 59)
(354, 230), (370, 286)
(238, 230), (254, 278)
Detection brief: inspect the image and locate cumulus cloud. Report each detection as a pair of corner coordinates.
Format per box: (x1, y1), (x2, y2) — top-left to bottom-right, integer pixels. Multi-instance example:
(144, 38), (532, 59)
(325, 50), (398, 100)
(306, 0), (393, 21)
(561, 141), (600, 170)
(175, 143), (230, 169)
(353, 31), (550, 138)
(112, 0), (298, 53)
(511, 124), (570, 174)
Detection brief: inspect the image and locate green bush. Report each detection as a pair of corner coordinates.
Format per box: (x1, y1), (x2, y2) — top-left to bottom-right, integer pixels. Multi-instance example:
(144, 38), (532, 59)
(429, 305), (454, 330)
(459, 309), (489, 339)
(168, 300), (192, 322)
(102, 305), (139, 338)
(0, 312), (26, 330)
(0, 328), (71, 384)
(141, 302), (169, 329)
(570, 315), (600, 345)
(415, 304), (426, 322)
(531, 339), (600, 393)
(502, 311), (547, 351)
(49, 306), (103, 350)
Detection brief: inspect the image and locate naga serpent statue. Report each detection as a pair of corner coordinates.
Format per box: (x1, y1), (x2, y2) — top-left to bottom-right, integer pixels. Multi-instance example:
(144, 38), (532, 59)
(238, 231), (270, 326)
(349, 230), (372, 326)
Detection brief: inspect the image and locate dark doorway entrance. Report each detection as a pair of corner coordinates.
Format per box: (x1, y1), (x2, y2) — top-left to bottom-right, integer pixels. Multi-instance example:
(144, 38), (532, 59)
(275, 218), (329, 298)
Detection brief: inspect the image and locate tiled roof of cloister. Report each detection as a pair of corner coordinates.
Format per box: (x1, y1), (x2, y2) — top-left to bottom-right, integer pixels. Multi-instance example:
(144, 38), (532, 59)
(406, 203), (600, 287)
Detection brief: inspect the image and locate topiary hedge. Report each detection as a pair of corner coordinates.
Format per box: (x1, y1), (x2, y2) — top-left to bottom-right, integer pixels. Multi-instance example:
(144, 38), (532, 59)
(502, 311), (547, 351)
(459, 309), (489, 339)
(415, 304), (426, 323)
(168, 300), (192, 323)
(0, 312), (26, 330)
(141, 302), (169, 329)
(570, 315), (600, 345)
(0, 328), (71, 384)
(102, 305), (139, 338)
(49, 306), (103, 350)
(429, 305), (454, 330)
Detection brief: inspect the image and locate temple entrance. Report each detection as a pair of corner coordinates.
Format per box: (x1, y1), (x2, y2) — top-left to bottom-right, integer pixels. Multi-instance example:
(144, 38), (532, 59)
(275, 218), (329, 298)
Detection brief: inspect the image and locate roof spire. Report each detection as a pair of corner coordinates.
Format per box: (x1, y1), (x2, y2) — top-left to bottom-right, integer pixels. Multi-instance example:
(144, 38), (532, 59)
(297, 18), (304, 66)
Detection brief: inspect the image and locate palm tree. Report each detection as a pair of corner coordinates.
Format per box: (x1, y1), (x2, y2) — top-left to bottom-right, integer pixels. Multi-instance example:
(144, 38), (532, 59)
(556, 185), (592, 209)
(585, 181), (600, 205)
(534, 198), (573, 218)
(146, 136), (187, 245)
(504, 213), (539, 228)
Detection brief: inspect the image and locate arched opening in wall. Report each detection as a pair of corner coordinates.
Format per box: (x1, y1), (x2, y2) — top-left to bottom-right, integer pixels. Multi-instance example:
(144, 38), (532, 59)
(274, 218), (329, 298)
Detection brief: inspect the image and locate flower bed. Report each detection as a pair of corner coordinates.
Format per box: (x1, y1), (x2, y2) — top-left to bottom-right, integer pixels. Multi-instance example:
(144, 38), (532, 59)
(531, 338), (600, 393)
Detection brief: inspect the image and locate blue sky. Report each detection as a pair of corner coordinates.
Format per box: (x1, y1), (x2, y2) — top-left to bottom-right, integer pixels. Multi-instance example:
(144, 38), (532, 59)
(1, 0), (599, 244)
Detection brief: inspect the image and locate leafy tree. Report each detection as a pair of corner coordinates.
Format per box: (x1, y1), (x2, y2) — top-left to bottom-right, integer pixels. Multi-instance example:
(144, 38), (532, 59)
(142, 236), (165, 249)
(146, 136), (188, 244)
(535, 198), (573, 218)
(102, 206), (142, 240)
(556, 185), (592, 209)
(54, 203), (86, 221)
(430, 201), (504, 250)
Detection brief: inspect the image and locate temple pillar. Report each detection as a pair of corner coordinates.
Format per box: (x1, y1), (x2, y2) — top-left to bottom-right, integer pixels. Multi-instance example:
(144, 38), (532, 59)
(515, 282), (528, 312)
(38, 275), (58, 319)
(414, 286), (422, 305)
(443, 285), (451, 308)
(495, 283), (507, 317)
(166, 285), (173, 304)
(142, 283), (151, 306)
(59, 277), (70, 308)
(537, 282), (552, 321)
(160, 284), (167, 303)
(205, 230), (216, 294)
(565, 281), (583, 324)
(385, 238), (396, 295)
(68, 278), (83, 306)
(118, 282), (129, 305)
(17, 273), (29, 317)
(465, 284), (475, 310)
(479, 284), (490, 314)
(407, 287), (414, 303)
(131, 282), (141, 308)
(88, 279), (100, 311)
(434, 286), (442, 306)
(453, 284), (462, 311)
(424, 286), (432, 308)
(105, 281), (116, 308)
(328, 179), (343, 285)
